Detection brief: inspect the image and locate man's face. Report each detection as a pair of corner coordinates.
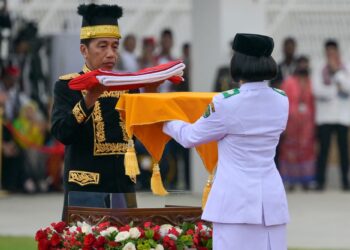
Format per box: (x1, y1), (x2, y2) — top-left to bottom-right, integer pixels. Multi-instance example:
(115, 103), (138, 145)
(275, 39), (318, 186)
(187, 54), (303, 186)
(80, 37), (119, 70)
(326, 46), (340, 63)
(283, 41), (295, 58)
(124, 36), (136, 52)
(161, 34), (173, 51)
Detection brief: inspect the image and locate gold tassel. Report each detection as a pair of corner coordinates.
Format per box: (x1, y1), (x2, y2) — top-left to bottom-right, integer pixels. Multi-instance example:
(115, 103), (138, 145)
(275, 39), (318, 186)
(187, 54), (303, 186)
(151, 163), (168, 196)
(202, 174), (214, 209)
(124, 139), (140, 183)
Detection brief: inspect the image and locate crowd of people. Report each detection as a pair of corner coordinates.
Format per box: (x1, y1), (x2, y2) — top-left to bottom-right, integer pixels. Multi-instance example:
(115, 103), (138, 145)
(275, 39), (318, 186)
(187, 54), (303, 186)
(273, 38), (349, 191)
(0, 1), (349, 194)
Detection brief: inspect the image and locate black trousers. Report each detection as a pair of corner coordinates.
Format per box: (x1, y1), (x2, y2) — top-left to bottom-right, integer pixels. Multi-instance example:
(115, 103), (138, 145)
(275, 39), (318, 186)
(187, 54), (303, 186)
(316, 124), (349, 188)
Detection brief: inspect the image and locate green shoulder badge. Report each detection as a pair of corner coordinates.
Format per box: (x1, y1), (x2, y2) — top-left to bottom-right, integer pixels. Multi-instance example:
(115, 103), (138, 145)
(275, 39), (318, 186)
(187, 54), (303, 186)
(222, 88), (240, 99)
(272, 87), (287, 97)
(203, 102), (216, 118)
(59, 73), (80, 81)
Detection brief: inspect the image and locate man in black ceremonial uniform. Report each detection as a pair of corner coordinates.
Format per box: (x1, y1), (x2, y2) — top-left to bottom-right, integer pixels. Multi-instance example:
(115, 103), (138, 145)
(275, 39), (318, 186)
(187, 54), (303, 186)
(51, 4), (137, 220)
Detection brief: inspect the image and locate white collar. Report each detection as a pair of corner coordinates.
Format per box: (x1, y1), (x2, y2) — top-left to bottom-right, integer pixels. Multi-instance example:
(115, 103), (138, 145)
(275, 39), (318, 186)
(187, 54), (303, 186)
(239, 81), (269, 90)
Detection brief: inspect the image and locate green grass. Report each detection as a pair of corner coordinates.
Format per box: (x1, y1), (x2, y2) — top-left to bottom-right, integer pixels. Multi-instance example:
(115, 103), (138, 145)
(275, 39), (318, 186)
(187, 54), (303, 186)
(0, 236), (36, 250)
(0, 237), (345, 250)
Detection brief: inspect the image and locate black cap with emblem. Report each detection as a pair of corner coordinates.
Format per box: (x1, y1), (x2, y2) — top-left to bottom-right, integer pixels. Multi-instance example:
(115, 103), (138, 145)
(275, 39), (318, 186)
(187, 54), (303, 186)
(77, 3), (123, 40)
(232, 33), (274, 57)
(230, 33), (277, 82)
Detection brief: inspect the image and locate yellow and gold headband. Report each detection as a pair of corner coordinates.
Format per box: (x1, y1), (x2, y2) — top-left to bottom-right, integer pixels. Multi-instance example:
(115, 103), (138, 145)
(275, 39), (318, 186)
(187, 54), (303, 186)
(80, 25), (121, 40)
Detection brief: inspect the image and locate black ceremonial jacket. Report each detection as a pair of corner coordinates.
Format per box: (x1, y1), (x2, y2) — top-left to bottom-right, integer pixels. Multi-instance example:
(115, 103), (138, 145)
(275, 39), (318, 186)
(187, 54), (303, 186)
(51, 65), (135, 193)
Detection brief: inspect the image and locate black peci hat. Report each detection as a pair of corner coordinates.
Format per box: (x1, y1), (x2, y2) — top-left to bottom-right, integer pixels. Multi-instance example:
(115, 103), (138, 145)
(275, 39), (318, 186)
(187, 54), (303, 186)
(77, 4), (123, 40)
(232, 33), (274, 57)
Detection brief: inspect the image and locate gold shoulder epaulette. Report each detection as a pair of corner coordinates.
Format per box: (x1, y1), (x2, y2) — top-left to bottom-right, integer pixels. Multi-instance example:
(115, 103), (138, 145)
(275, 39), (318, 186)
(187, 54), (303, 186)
(59, 73), (80, 80)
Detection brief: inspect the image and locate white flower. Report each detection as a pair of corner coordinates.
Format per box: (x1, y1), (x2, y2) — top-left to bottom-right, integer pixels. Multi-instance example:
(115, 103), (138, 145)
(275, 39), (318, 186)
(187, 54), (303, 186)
(100, 230), (108, 237)
(175, 226), (183, 235)
(159, 224), (173, 237)
(168, 233), (177, 240)
(68, 226), (77, 233)
(115, 231), (130, 242)
(122, 242), (136, 250)
(129, 227), (141, 239)
(155, 244), (164, 250)
(100, 226), (118, 237)
(201, 224), (209, 231)
(77, 221), (92, 234)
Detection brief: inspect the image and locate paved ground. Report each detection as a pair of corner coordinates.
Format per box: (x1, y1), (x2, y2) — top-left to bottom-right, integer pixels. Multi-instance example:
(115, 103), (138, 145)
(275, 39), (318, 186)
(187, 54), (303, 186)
(0, 189), (349, 249)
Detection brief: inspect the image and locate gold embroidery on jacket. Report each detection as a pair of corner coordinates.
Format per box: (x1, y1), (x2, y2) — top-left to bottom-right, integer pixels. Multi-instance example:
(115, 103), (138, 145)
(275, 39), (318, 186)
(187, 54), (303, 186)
(68, 171), (100, 186)
(95, 142), (128, 154)
(119, 121), (129, 141)
(72, 102), (86, 124)
(92, 100), (128, 155)
(93, 102), (106, 143)
(82, 64), (128, 155)
(100, 90), (127, 98)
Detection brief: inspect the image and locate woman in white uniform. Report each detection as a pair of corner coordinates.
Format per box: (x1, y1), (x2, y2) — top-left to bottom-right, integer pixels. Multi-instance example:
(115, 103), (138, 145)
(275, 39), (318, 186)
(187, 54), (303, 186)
(163, 33), (290, 249)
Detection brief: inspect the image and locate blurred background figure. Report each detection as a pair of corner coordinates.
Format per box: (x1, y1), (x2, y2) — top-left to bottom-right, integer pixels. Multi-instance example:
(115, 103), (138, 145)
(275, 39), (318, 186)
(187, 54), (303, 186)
(272, 37), (298, 170)
(157, 28), (176, 93)
(279, 56), (316, 191)
(172, 42), (191, 92)
(0, 65), (26, 192)
(138, 37), (157, 69)
(11, 22), (49, 119)
(312, 39), (350, 191)
(213, 39), (238, 92)
(0, 0), (12, 72)
(117, 34), (139, 72)
(12, 101), (47, 193)
(271, 37), (298, 89)
(0, 65), (29, 121)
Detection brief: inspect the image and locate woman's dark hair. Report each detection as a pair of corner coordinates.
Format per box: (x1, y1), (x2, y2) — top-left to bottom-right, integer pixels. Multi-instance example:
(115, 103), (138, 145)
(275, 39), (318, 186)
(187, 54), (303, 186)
(230, 51), (277, 82)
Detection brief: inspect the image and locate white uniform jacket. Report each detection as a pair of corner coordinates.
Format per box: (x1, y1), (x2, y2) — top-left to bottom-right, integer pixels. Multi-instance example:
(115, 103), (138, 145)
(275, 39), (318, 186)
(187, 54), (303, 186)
(312, 63), (350, 126)
(163, 82), (290, 226)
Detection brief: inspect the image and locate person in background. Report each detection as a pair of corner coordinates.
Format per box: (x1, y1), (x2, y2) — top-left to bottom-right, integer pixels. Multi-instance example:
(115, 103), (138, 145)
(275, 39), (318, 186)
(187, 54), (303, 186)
(213, 39), (238, 92)
(117, 34), (139, 72)
(312, 39), (350, 191)
(279, 56), (316, 191)
(163, 33), (289, 249)
(157, 28), (175, 93)
(0, 65), (29, 121)
(172, 42), (190, 92)
(0, 66), (27, 192)
(271, 37), (298, 171)
(272, 37), (298, 89)
(13, 101), (47, 193)
(0, 0), (12, 72)
(138, 37), (157, 69)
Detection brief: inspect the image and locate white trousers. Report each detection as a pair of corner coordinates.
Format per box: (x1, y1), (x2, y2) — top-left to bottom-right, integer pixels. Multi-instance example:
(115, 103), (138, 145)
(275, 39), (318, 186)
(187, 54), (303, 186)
(213, 222), (287, 250)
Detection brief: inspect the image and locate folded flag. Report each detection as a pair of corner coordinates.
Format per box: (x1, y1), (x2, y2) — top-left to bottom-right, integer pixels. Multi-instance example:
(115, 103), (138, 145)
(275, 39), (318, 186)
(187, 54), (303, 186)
(69, 60), (185, 91)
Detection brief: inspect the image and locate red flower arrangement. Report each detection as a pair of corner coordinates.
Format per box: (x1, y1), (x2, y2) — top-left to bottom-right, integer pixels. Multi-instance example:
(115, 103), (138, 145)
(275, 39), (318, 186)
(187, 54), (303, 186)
(35, 221), (212, 250)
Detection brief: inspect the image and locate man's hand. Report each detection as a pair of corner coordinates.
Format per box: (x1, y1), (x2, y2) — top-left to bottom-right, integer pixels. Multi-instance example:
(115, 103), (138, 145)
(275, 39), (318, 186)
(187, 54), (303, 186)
(84, 84), (108, 109)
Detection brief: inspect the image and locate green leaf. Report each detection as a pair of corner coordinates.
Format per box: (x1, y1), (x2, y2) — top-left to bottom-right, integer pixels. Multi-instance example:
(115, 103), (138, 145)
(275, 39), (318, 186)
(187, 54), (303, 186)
(145, 229), (154, 239)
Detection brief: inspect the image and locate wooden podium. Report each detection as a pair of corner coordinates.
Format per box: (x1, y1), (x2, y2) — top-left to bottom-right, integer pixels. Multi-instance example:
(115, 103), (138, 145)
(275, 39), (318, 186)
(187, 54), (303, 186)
(67, 206), (203, 226)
